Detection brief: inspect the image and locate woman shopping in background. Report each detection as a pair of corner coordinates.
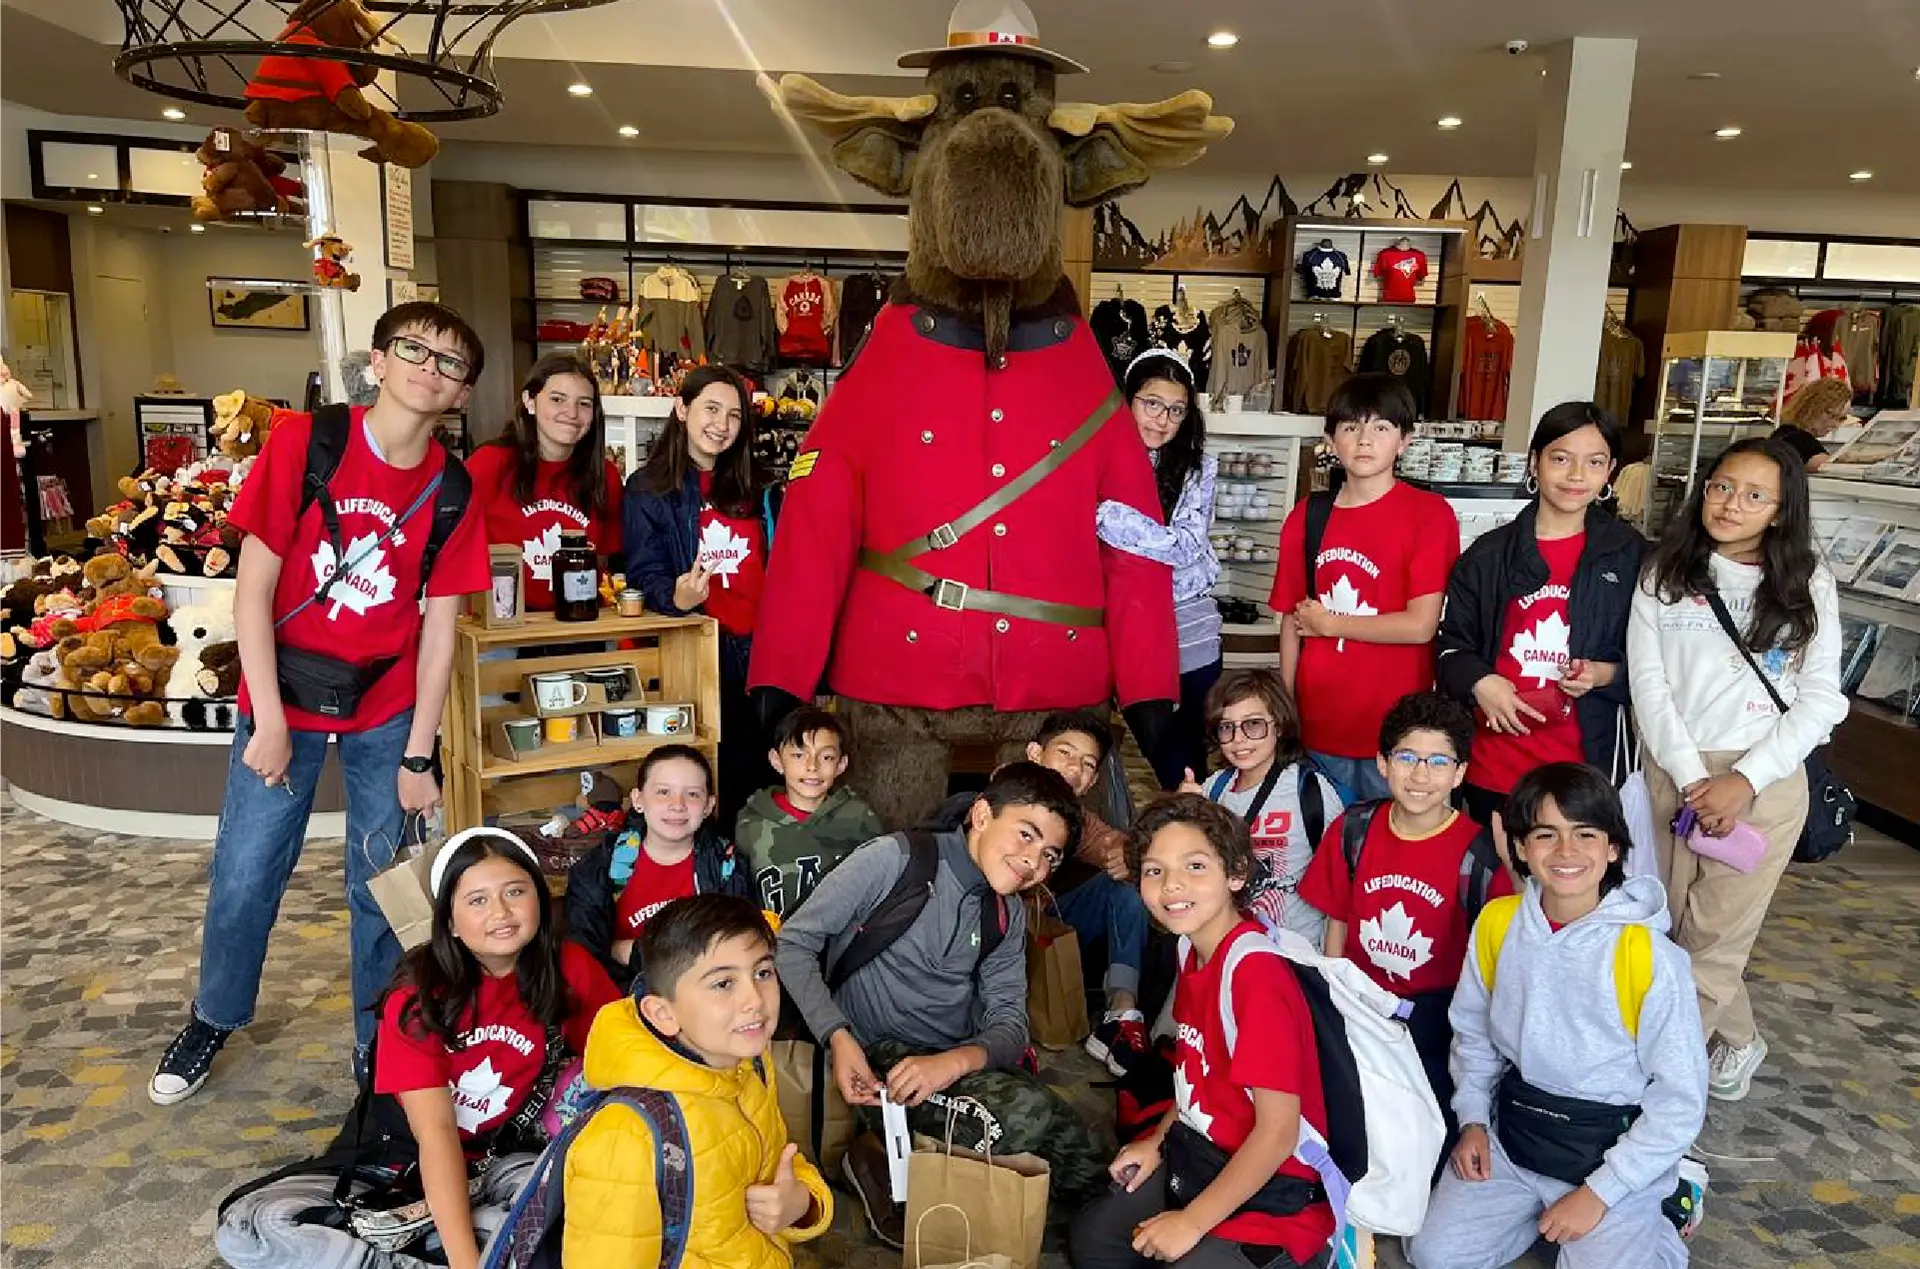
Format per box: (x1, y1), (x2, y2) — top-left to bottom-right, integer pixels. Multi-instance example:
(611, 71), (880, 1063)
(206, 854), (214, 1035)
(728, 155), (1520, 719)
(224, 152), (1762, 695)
(624, 366), (780, 827)
(1628, 436), (1846, 1102)
(1436, 402), (1645, 826)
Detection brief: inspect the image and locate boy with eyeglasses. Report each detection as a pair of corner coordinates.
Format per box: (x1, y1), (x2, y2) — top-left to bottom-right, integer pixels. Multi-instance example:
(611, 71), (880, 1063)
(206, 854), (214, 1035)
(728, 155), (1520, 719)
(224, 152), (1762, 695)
(1270, 373), (1460, 803)
(1299, 690), (1513, 1147)
(151, 302), (490, 1107)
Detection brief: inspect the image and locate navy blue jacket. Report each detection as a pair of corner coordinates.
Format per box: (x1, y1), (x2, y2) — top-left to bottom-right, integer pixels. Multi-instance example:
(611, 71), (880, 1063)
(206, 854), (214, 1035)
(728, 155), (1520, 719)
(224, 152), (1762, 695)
(564, 827), (756, 990)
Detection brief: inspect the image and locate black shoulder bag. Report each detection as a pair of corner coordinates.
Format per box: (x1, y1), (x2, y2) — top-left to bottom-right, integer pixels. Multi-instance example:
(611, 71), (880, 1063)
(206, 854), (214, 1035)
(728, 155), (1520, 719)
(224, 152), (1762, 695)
(1702, 591), (1854, 862)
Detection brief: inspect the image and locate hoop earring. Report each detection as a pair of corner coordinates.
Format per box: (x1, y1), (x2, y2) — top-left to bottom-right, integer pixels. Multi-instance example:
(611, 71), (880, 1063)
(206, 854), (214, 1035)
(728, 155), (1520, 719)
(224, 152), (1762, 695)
(1523, 475), (1539, 495)
(1601, 483), (1616, 502)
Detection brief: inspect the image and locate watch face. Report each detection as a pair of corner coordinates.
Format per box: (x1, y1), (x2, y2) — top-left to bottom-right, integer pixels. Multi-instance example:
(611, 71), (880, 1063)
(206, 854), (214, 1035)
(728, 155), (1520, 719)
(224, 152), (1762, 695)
(401, 756), (434, 773)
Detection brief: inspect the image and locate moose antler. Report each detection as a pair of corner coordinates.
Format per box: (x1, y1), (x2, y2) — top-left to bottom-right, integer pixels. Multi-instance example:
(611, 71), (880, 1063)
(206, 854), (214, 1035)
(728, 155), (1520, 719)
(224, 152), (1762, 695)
(778, 74), (938, 142)
(1048, 91), (1232, 169)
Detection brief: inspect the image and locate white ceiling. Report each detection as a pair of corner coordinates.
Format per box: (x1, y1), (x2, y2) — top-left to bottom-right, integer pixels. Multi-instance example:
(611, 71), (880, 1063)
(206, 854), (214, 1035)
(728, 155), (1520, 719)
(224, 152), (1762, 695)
(5, 0), (1919, 193)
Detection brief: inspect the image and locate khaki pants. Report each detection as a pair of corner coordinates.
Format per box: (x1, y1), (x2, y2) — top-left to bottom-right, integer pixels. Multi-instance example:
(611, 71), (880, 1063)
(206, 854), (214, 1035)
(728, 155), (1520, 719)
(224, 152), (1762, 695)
(839, 699), (1051, 830)
(1645, 751), (1808, 1049)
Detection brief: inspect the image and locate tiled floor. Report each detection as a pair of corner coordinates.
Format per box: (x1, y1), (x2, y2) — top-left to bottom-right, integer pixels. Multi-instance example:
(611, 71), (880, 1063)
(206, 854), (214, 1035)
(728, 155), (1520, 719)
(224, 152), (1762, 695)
(3, 789), (1918, 1269)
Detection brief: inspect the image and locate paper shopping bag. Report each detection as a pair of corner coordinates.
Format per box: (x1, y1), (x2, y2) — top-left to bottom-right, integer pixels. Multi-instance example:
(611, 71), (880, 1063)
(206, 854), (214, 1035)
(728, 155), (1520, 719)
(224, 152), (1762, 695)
(903, 1102), (1050, 1269)
(907, 1201), (1016, 1269)
(1025, 899), (1089, 1047)
(769, 1039), (855, 1174)
(367, 847), (437, 951)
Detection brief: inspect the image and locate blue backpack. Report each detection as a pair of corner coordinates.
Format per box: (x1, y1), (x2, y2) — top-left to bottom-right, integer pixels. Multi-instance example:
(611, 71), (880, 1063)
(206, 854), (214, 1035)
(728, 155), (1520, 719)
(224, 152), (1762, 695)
(480, 1087), (694, 1269)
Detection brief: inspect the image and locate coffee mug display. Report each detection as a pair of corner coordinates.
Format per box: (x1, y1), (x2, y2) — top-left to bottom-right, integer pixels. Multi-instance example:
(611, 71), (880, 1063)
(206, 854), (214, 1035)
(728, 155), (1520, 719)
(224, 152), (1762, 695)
(531, 673), (589, 711)
(644, 704), (693, 736)
(503, 717), (542, 753)
(585, 667), (630, 702)
(544, 715), (580, 743)
(602, 707), (639, 739)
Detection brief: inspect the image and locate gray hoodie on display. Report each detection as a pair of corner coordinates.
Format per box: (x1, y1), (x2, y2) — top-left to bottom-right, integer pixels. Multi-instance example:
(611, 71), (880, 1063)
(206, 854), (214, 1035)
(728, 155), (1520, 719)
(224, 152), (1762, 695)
(774, 830), (1030, 1070)
(1449, 875), (1709, 1206)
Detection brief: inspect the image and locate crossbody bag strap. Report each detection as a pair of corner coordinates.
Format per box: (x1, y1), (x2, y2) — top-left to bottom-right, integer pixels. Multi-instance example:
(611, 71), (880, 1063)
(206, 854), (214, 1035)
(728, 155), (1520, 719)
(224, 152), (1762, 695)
(1703, 590), (1791, 714)
(276, 472), (443, 630)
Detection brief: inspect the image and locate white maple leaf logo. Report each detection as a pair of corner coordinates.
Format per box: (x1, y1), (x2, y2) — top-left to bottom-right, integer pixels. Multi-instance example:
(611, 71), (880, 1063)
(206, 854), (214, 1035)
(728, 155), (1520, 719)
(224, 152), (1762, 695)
(697, 517), (752, 588)
(308, 533), (397, 621)
(522, 523), (563, 582)
(1358, 901), (1435, 981)
(1511, 611), (1572, 687)
(1173, 1060), (1214, 1135)
(450, 1057), (514, 1133)
(1320, 573), (1377, 653)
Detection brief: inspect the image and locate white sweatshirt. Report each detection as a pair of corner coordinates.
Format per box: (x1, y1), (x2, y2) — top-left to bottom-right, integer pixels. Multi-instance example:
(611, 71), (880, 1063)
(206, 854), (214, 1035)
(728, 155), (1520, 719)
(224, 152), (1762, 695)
(1627, 554), (1848, 793)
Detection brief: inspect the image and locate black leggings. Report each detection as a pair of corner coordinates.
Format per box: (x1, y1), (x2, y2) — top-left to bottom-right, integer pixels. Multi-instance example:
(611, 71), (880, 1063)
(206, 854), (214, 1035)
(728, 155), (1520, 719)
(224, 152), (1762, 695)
(1068, 1172), (1330, 1269)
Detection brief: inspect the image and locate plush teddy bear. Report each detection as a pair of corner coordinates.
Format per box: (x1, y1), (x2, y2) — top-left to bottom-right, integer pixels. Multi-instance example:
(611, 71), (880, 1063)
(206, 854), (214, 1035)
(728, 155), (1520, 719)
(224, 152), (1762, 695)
(53, 589), (179, 727)
(15, 648), (64, 719)
(307, 235), (362, 291)
(190, 126), (308, 223)
(166, 594), (238, 728)
(242, 0), (439, 169)
(210, 389), (280, 460)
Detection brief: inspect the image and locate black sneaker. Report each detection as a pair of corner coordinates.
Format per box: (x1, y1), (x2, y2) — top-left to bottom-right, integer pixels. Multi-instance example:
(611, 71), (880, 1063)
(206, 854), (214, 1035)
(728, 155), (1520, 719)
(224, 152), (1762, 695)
(148, 1014), (231, 1105)
(841, 1131), (905, 1249)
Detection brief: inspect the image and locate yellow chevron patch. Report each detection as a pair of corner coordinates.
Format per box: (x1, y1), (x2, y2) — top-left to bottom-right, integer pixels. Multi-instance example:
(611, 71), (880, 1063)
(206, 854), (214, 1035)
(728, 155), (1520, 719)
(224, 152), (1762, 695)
(788, 451), (820, 481)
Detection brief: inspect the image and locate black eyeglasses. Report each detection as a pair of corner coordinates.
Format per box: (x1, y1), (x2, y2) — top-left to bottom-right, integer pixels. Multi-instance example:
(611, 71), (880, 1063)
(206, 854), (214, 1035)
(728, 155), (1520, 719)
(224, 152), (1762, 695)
(1133, 395), (1189, 423)
(386, 335), (473, 383)
(1214, 718), (1273, 743)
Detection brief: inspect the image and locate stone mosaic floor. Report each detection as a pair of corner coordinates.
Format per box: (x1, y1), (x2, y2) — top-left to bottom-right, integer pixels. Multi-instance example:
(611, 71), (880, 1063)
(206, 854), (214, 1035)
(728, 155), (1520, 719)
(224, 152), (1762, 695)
(3, 788), (1918, 1269)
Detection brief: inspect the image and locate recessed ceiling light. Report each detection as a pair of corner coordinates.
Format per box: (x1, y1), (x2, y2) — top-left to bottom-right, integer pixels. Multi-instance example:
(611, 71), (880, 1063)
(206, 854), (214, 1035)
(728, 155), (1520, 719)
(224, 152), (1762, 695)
(618, 124), (640, 137)
(87, 173), (99, 180)
(162, 107), (186, 121)
(567, 82), (593, 97)
(1437, 116), (1463, 130)
(1687, 71), (1723, 80)
(1850, 170), (1874, 181)
(1367, 153), (1389, 166)
(1620, 160), (1633, 170)
(86, 205), (104, 215)
(1206, 31), (1238, 49)
(1714, 126), (1743, 138)
(1150, 60), (1193, 73)
(190, 223), (206, 233)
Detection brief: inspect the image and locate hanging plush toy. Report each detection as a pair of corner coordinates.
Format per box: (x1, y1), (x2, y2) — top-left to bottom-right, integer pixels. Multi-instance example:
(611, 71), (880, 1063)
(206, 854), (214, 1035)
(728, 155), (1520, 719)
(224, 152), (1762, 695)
(190, 127), (307, 223)
(242, 0), (439, 169)
(307, 234), (361, 290)
(749, 0), (1231, 827)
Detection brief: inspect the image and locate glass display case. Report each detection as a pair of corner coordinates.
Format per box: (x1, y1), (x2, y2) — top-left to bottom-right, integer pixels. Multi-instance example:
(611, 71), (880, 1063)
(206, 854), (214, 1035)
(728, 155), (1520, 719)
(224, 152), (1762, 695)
(1641, 331), (1795, 536)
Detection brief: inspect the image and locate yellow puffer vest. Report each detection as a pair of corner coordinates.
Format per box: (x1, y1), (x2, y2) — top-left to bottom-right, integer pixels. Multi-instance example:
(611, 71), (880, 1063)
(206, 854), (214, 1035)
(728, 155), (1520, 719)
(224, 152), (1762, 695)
(562, 1000), (833, 1268)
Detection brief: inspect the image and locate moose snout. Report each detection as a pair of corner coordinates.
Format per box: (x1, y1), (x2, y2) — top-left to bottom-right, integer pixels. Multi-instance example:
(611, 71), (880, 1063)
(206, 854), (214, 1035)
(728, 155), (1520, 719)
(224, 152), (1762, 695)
(926, 109), (1059, 282)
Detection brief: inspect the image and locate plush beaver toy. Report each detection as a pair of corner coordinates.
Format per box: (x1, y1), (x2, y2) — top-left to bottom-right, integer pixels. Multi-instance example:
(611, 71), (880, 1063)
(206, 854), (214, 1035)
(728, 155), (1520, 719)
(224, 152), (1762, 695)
(750, 0), (1231, 828)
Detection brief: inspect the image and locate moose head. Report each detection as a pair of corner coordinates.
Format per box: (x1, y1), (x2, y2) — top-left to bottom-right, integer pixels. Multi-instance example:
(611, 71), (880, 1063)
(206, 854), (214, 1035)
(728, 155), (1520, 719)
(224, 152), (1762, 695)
(777, 1), (1230, 357)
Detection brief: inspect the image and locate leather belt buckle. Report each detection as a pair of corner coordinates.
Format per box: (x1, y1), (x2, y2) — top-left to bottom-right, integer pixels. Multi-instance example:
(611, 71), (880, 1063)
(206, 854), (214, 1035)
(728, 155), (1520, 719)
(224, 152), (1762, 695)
(927, 522), (960, 550)
(929, 578), (969, 611)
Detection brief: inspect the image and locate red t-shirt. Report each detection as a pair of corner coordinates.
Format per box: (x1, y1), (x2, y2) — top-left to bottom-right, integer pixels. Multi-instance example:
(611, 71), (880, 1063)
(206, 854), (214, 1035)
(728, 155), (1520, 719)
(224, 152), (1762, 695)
(229, 409), (489, 733)
(1272, 482), (1459, 757)
(1472, 533), (1587, 794)
(695, 471), (767, 638)
(1173, 921), (1336, 1257)
(465, 446), (622, 611)
(613, 846), (698, 937)
(1372, 248), (1429, 304)
(375, 941), (620, 1142)
(771, 790), (811, 822)
(1300, 810), (1513, 997)
(779, 276), (831, 362)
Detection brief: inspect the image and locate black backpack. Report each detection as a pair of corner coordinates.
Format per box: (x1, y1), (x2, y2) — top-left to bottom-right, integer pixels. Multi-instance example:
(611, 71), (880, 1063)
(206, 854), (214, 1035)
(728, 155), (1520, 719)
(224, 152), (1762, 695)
(301, 403), (472, 598)
(1338, 800), (1504, 928)
(826, 830), (1009, 991)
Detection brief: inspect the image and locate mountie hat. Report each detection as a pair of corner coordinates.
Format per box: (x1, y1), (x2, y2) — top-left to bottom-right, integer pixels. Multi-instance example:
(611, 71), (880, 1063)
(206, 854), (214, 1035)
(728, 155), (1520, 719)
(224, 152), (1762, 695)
(897, 0), (1090, 74)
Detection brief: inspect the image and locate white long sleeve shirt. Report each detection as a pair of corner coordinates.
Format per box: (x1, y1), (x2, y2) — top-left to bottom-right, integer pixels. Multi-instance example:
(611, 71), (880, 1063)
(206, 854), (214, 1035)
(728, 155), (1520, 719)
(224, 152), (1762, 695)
(1627, 554), (1848, 793)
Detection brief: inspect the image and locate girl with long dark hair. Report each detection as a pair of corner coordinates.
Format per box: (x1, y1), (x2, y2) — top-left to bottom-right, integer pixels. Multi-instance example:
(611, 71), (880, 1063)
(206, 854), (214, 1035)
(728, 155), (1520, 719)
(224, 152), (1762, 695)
(1627, 437), (1846, 1103)
(374, 828), (619, 1269)
(465, 353), (622, 609)
(1436, 401), (1646, 825)
(624, 366), (780, 825)
(1097, 348), (1221, 775)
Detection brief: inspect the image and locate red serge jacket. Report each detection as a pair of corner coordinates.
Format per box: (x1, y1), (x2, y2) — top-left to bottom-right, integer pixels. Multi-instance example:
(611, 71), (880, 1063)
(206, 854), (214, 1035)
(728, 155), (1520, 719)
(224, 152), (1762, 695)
(748, 297), (1178, 712)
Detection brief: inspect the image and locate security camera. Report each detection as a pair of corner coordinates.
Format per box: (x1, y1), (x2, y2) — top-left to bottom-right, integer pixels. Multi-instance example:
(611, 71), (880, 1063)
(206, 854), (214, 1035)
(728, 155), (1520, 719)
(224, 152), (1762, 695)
(1505, 39), (1530, 55)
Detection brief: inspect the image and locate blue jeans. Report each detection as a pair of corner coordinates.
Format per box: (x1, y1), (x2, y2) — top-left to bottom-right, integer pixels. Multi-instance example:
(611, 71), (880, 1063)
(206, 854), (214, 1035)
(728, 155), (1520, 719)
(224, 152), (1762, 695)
(1052, 872), (1147, 1002)
(193, 710), (413, 1054)
(1309, 749), (1389, 806)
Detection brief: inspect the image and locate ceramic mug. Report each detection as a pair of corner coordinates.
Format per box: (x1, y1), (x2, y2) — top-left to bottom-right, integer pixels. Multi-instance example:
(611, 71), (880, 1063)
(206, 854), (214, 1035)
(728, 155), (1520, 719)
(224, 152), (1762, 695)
(602, 707), (639, 739)
(584, 667), (630, 702)
(645, 704), (693, 736)
(503, 717), (541, 753)
(544, 715), (580, 744)
(531, 672), (588, 711)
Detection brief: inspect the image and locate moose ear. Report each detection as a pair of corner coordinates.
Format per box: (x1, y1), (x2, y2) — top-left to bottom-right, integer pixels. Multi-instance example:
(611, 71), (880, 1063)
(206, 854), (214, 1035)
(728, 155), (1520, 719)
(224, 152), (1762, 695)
(1058, 131), (1151, 208)
(1051, 91), (1235, 207)
(831, 130), (921, 200)
(777, 74), (936, 199)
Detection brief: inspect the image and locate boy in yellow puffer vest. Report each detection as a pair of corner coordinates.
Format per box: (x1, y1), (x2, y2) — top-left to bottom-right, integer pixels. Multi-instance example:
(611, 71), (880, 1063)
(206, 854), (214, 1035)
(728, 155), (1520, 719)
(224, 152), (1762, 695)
(563, 896), (833, 1268)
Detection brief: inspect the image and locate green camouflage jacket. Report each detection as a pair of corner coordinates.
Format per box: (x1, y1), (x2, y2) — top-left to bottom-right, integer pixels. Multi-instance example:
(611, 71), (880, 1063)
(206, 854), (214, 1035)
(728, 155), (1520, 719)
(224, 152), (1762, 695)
(735, 784), (886, 918)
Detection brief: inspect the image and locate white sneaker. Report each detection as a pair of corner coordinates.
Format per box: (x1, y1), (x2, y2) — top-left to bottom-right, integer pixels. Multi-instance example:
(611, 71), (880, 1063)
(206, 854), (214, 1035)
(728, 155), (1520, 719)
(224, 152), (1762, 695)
(1708, 1035), (1768, 1101)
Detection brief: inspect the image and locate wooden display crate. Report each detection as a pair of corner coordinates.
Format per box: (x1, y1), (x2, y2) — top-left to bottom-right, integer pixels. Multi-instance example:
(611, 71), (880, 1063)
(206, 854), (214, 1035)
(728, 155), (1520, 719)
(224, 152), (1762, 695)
(442, 611), (722, 834)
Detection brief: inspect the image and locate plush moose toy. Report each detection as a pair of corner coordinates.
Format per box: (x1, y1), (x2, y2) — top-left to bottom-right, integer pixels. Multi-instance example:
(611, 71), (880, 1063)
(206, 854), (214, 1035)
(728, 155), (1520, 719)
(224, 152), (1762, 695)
(243, 0), (439, 169)
(749, 0), (1231, 827)
(191, 127), (307, 223)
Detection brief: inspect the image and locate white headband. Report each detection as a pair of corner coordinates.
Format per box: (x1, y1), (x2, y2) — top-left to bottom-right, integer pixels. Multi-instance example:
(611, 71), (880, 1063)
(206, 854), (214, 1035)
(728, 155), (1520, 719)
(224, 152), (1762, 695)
(430, 826), (543, 899)
(1125, 347), (1192, 380)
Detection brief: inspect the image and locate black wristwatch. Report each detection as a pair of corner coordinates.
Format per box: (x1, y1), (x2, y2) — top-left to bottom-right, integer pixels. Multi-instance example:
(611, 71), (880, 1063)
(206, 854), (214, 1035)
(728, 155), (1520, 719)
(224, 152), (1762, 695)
(399, 754), (434, 774)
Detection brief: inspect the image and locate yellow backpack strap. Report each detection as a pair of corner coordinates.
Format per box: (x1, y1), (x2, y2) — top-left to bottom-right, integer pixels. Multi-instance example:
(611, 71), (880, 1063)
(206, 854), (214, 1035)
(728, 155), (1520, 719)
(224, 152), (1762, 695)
(1613, 926), (1654, 1040)
(1472, 894), (1524, 993)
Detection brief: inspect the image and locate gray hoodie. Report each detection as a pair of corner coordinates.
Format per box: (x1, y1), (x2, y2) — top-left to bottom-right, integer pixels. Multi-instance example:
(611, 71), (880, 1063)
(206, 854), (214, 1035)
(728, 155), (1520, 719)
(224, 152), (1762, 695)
(1448, 875), (1708, 1206)
(774, 830), (1030, 1070)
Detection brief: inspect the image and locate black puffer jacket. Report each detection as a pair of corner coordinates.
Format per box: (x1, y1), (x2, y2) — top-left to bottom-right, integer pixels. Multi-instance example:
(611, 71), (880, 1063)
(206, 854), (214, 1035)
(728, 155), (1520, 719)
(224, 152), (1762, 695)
(564, 826), (757, 989)
(1435, 502), (1647, 782)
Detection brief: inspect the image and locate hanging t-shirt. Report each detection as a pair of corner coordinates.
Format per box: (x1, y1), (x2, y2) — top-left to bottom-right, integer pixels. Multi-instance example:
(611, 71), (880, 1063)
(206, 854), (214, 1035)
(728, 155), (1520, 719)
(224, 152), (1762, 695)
(1471, 533), (1587, 795)
(1172, 922), (1337, 1258)
(777, 274), (834, 364)
(1300, 810), (1511, 998)
(375, 941), (620, 1142)
(614, 846), (698, 937)
(464, 447), (622, 611)
(1271, 481), (1460, 758)
(695, 471), (766, 637)
(1209, 305), (1271, 398)
(1210, 763), (1343, 945)
(1372, 247), (1429, 304)
(1593, 327), (1645, 427)
(1151, 306), (1213, 392)
(836, 272), (893, 365)
(1298, 245), (1352, 300)
(1285, 328), (1354, 414)
(1091, 297), (1152, 386)
(1458, 318), (1515, 422)
(1357, 329), (1431, 417)
(229, 409), (489, 734)
(705, 275), (779, 374)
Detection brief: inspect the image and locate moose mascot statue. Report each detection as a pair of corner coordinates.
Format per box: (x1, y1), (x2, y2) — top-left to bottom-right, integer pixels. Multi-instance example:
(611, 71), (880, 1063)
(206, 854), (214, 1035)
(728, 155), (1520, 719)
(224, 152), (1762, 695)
(750, 0), (1233, 828)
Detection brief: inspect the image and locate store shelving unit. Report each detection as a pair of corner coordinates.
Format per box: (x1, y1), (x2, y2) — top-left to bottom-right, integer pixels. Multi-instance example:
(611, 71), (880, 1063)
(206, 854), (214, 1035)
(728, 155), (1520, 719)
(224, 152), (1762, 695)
(1640, 330), (1794, 537)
